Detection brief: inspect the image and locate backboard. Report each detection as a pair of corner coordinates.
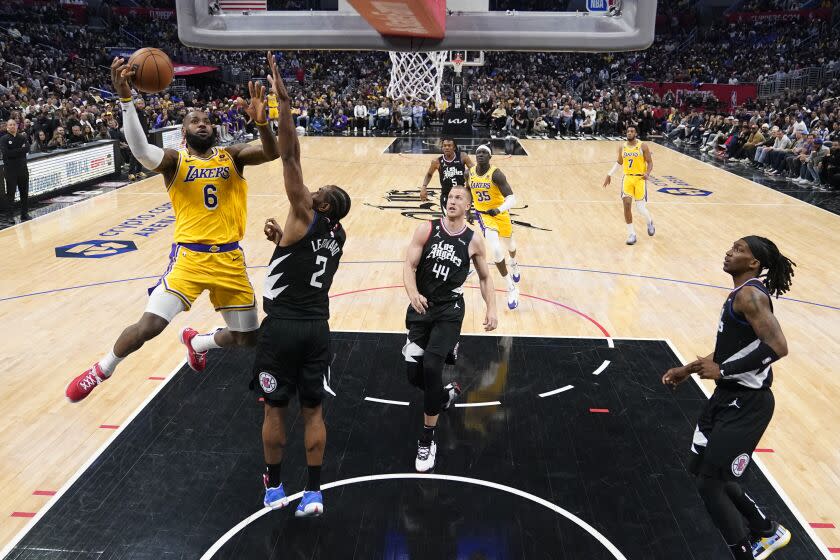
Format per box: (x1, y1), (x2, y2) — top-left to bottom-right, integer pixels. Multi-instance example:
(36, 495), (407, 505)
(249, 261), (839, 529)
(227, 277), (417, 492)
(176, 0), (657, 53)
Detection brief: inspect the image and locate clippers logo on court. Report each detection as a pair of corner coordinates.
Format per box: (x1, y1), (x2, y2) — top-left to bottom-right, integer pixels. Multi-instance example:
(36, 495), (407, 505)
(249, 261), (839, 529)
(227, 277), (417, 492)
(54, 240), (138, 259)
(731, 453), (750, 477)
(259, 372), (278, 393)
(365, 189), (551, 231)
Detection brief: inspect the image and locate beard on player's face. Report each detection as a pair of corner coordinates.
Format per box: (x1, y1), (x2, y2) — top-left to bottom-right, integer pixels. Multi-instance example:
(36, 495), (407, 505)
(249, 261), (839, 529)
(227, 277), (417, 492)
(185, 128), (217, 152)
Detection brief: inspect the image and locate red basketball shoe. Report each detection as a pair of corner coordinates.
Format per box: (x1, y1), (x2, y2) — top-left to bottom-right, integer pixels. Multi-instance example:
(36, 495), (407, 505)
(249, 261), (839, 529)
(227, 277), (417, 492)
(180, 327), (207, 372)
(66, 363), (107, 402)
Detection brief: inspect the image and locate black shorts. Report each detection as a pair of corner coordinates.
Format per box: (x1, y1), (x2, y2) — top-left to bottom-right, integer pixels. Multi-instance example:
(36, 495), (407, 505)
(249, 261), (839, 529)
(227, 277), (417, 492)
(250, 316), (332, 408)
(689, 386), (775, 480)
(405, 297), (465, 359)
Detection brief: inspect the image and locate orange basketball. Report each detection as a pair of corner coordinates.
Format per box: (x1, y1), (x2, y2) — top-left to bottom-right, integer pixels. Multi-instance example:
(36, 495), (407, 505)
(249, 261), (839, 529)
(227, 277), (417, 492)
(127, 47), (174, 94)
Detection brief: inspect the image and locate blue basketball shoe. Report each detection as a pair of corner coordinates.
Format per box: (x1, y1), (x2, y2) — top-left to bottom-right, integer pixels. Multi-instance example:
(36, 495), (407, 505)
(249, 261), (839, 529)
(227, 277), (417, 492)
(263, 474), (288, 509)
(295, 490), (324, 518)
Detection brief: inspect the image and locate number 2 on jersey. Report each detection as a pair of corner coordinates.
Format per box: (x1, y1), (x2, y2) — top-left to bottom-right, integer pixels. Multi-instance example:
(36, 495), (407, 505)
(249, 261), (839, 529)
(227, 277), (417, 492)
(310, 255), (328, 288)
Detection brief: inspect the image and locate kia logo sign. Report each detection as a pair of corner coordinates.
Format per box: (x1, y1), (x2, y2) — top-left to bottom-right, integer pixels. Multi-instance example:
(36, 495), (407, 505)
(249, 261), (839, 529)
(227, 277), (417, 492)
(447, 119), (468, 124)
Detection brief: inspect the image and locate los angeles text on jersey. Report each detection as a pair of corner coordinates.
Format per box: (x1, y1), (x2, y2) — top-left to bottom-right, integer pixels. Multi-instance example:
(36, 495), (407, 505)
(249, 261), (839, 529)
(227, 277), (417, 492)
(442, 165), (462, 181)
(426, 240), (463, 267)
(184, 166), (231, 182)
(311, 237), (341, 257)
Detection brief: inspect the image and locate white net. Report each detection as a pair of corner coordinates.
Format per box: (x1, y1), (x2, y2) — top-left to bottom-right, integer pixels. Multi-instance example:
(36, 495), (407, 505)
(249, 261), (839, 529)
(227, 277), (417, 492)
(387, 51), (449, 104)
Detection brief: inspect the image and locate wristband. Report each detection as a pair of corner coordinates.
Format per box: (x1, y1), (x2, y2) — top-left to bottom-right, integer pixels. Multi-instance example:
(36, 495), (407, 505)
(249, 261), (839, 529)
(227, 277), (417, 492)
(254, 120), (269, 126)
(119, 97), (133, 103)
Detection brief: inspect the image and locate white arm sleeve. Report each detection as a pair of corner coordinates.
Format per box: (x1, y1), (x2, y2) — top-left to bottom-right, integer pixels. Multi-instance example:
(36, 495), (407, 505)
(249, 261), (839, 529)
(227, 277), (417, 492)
(120, 100), (164, 170)
(497, 194), (516, 213)
(608, 162), (621, 176)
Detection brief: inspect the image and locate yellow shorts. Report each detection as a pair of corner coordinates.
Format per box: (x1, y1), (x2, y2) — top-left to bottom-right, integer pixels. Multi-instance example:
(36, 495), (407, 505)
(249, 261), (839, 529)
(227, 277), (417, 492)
(622, 175), (648, 201)
(475, 210), (513, 238)
(151, 244), (256, 311)
(268, 109), (279, 120)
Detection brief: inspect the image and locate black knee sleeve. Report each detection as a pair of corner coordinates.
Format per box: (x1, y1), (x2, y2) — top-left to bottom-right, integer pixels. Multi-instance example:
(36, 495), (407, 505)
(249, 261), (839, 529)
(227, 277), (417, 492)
(406, 358), (425, 389)
(422, 352), (445, 416)
(696, 474), (749, 544)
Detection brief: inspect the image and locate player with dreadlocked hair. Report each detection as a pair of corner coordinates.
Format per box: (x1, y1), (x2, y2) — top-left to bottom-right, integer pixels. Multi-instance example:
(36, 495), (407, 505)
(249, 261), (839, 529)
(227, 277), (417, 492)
(663, 236), (795, 560)
(251, 56), (351, 518)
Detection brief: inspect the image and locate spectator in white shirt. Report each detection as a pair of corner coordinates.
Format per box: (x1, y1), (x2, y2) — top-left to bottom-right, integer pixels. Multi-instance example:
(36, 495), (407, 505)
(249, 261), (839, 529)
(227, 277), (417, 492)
(376, 101), (390, 131)
(792, 114), (808, 135)
(353, 100), (367, 132)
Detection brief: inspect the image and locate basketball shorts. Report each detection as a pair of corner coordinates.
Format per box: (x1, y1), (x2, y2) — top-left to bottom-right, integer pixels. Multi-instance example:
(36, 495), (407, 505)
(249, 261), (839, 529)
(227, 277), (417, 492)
(621, 175), (647, 201)
(474, 210), (513, 238)
(251, 317), (333, 407)
(268, 108), (279, 120)
(689, 386), (775, 480)
(405, 297), (465, 359)
(149, 244), (256, 312)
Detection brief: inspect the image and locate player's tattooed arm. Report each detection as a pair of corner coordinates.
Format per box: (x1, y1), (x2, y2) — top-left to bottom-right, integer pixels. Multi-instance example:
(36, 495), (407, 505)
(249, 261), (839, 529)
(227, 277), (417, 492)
(735, 286), (788, 358)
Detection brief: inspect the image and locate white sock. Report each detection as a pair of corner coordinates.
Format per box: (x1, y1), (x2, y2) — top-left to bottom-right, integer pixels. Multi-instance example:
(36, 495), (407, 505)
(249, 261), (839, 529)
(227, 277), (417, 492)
(502, 273), (514, 290)
(510, 256), (518, 267)
(192, 331), (222, 353)
(626, 223), (635, 235)
(99, 350), (123, 378)
(635, 201), (653, 225)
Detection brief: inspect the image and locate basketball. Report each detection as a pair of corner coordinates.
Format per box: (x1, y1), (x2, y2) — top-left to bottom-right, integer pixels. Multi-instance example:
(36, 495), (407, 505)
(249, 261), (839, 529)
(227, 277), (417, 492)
(127, 47), (174, 94)
(3, 2), (840, 560)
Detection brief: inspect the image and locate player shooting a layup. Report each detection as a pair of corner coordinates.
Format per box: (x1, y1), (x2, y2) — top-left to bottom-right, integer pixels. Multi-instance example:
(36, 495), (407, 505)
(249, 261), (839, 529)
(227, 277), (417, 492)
(602, 125), (655, 245)
(469, 144), (520, 310)
(663, 236), (795, 560)
(66, 54), (281, 402)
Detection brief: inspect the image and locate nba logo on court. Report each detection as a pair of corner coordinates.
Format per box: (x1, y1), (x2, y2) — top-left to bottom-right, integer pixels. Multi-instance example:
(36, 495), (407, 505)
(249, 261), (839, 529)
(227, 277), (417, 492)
(259, 372), (277, 393)
(732, 453), (751, 477)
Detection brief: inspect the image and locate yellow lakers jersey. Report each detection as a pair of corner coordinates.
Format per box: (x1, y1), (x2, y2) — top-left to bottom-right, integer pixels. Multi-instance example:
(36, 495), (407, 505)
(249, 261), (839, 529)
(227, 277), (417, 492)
(167, 147), (248, 245)
(622, 141), (647, 175)
(469, 165), (506, 213)
(267, 94), (278, 109)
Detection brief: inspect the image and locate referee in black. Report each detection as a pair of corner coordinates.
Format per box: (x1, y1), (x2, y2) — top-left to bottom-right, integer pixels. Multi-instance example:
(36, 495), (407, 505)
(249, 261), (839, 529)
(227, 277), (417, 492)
(1, 119), (30, 221)
(663, 236), (795, 560)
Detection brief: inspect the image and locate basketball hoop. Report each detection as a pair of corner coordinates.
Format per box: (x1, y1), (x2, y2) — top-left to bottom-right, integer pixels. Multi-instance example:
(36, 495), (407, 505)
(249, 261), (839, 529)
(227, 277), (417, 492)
(452, 55), (464, 76)
(387, 50), (448, 104)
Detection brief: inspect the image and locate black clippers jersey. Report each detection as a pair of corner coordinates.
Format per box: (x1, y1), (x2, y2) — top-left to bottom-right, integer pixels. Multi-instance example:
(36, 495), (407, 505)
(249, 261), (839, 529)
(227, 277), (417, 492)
(263, 213), (346, 320)
(438, 154), (467, 198)
(417, 219), (473, 304)
(714, 279), (774, 390)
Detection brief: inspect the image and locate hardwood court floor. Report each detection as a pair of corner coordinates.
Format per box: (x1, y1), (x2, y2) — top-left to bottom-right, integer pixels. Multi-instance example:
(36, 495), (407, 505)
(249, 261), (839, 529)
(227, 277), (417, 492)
(0, 137), (838, 553)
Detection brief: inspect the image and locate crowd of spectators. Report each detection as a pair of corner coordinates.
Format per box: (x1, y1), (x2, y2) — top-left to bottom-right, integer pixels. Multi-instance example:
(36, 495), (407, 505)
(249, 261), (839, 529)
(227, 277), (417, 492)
(1, 0), (838, 189)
